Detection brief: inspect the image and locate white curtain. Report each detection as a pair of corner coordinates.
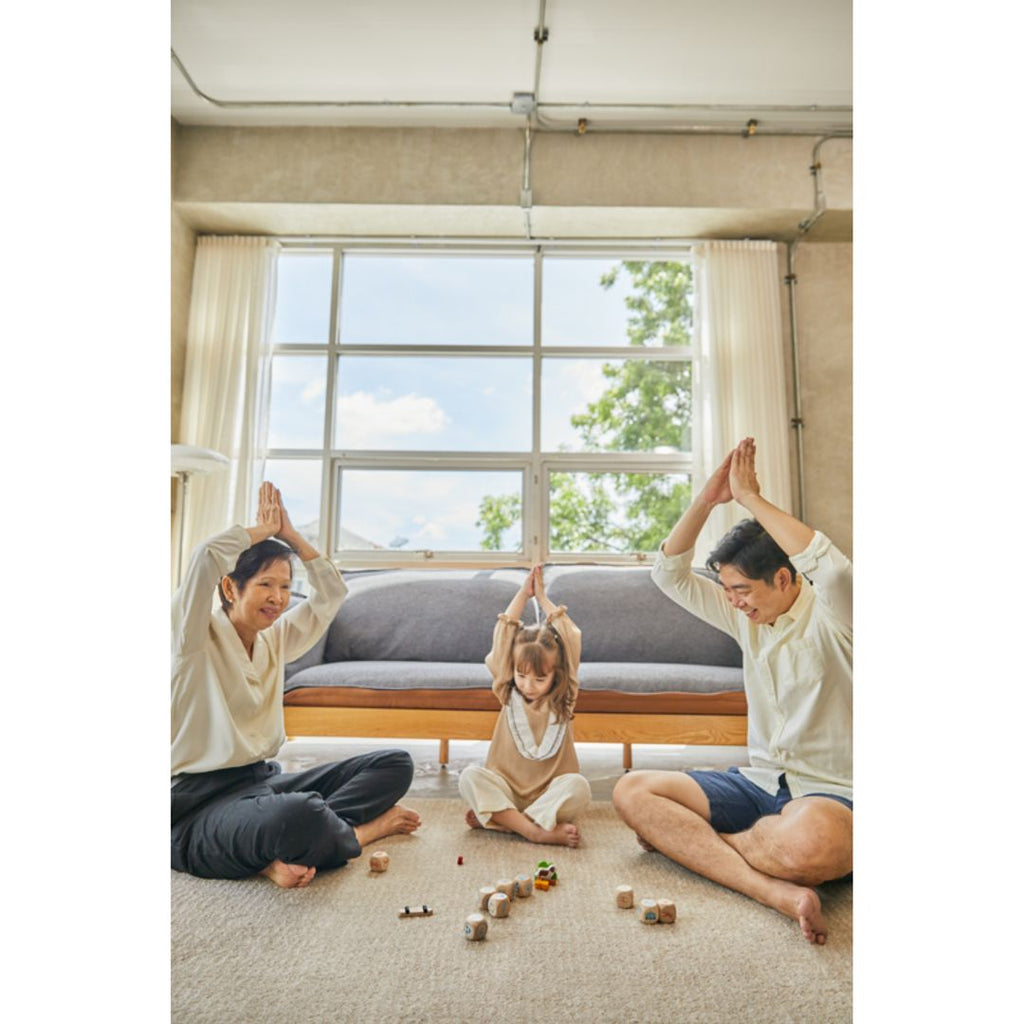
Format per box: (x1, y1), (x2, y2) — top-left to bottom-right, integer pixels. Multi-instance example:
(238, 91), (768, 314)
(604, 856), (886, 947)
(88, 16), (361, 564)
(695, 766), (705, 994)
(176, 237), (278, 575)
(694, 240), (793, 560)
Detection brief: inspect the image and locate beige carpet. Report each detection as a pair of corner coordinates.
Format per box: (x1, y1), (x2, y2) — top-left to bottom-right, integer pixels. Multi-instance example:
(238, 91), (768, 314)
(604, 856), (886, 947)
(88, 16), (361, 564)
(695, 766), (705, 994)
(172, 800), (852, 1023)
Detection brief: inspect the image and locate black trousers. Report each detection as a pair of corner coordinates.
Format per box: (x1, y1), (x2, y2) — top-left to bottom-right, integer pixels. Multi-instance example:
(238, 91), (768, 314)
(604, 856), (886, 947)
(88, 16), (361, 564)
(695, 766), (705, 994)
(170, 748), (414, 879)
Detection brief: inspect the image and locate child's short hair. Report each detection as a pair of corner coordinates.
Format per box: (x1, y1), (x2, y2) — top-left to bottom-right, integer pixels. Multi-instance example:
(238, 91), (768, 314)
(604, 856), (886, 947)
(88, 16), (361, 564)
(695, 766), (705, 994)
(508, 622), (575, 723)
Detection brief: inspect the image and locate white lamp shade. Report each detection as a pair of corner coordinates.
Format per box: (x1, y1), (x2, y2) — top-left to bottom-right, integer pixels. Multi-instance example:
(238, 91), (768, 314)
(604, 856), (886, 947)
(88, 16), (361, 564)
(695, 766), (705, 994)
(171, 444), (230, 476)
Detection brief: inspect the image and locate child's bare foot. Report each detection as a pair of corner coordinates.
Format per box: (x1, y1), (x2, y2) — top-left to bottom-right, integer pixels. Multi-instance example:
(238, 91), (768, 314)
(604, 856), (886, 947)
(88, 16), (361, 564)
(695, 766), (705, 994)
(466, 809), (484, 829)
(353, 804), (422, 848)
(260, 860), (316, 888)
(533, 822), (581, 847)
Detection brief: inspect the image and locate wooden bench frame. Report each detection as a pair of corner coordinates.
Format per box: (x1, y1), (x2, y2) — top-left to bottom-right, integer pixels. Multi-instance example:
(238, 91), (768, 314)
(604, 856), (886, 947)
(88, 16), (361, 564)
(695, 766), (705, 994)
(284, 706), (748, 770)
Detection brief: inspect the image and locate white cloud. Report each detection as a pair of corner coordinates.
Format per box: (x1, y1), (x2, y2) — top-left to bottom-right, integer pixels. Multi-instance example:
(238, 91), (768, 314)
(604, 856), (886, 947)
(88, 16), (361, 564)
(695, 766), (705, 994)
(336, 391), (450, 447)
(300, 379), (326, 403)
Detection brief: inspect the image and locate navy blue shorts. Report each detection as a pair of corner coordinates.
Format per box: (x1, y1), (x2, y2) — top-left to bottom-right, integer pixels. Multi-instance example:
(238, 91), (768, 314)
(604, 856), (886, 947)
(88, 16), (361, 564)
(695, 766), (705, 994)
(687, 767), (854, 834)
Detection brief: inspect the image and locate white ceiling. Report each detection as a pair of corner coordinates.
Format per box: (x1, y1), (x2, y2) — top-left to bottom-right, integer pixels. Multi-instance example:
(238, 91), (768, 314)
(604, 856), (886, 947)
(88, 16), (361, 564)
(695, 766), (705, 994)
(171, 0), (852, 132)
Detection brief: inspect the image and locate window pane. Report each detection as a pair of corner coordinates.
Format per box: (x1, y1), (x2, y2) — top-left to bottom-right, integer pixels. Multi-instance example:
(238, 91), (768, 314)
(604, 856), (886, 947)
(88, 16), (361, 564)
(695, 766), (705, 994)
(340, 256), (533, 345)
(268, 356), (328, 449)
(542, 258), (693, 347)
(541, 358), (692, 452)
(338, 470), (523, 552)
(334, 356), (532, 451)
(548, 471), (691, 554)
(272, 252), (334, 343)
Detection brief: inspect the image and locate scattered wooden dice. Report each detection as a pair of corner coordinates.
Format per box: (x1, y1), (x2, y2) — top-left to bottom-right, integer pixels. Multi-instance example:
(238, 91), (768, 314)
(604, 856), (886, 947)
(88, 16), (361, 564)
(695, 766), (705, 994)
(615, 884), (634, 909)
(369, 850), (390, 873)
(463, 913), (488, 941)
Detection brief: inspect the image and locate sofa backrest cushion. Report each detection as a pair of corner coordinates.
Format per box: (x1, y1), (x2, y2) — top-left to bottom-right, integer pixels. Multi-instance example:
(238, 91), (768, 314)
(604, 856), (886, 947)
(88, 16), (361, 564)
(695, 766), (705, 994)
(324, 569), (534, 663)
(545, 565), (741, 667)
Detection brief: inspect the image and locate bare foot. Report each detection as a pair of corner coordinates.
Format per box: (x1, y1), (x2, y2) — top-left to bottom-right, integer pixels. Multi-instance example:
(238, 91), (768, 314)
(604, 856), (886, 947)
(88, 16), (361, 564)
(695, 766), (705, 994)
(465, 810), (484, 829)
(635, 831), (656, 852)
(353, 804), (422, 848)
(791, 888), (828, 945)
(260, 860), (316, 888)
(533, 822), (581, 847)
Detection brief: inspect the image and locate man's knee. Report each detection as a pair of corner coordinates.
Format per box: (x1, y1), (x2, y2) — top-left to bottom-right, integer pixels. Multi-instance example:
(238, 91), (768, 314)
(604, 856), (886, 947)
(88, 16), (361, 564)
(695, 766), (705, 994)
(773, 808), (853, 884)
(612, 770), (654, 818)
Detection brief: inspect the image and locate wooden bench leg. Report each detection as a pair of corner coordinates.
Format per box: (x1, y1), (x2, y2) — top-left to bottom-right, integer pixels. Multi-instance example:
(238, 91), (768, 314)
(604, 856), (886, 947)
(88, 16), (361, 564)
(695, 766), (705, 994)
(623, 743), (633, 771)
(439, 739), (450, 766)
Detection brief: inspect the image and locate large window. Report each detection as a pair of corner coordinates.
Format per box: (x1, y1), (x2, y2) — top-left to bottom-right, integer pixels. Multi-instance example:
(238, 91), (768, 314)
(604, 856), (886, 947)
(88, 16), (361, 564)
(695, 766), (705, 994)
(265, 245), (696, 566)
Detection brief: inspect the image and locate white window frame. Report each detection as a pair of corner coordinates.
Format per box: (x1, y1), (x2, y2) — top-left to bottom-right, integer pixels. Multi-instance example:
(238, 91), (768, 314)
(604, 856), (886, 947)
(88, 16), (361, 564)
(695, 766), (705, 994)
(268, 240), (698, 569)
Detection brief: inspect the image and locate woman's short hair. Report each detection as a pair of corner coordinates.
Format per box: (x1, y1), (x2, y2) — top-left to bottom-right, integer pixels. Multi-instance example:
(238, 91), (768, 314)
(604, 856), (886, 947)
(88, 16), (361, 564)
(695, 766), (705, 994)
(218, 539), (294, 611)
(706, 518), (798, 587)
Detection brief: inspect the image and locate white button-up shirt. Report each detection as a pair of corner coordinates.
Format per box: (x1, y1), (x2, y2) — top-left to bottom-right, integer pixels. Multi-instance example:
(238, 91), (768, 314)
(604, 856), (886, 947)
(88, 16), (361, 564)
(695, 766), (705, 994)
(171, 525), (347, 777)
(652, 530), (852, 800)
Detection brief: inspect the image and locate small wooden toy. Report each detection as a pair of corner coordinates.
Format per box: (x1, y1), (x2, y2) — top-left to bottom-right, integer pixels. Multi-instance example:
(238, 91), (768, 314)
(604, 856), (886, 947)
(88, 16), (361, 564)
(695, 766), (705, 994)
(615, 885), (634, 909)
(369, 850), (390, 873)
(533, 878), (550, 891)
(514, 874), (533, 898)
(463, 913), (488, 941)
(457, 856), (464, 866)
(534, 861), (558, 886)
(638, 899), (659, 924)
(398, 905), (433, 918)
(495, 879), (516, 899)
(487, 892), (511, 918)
(478, 885), (497, 911)
(656, 899), (677, 924)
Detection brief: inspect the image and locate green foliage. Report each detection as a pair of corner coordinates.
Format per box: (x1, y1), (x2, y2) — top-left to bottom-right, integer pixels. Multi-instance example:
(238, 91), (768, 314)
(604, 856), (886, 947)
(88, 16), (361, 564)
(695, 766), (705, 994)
(476, 493), (522, 551)
(477, 260), (695, 553)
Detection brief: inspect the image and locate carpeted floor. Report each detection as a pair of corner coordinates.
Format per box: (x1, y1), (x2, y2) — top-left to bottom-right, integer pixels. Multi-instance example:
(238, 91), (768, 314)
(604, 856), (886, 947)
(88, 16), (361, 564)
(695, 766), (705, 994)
(172, 800), (852, 1024)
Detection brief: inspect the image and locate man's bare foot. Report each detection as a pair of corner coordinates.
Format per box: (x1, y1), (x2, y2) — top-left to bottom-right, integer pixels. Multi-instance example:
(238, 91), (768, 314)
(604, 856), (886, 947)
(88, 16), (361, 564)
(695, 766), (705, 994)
(790, 888), (828, 945)
(260, 860), (315, 888)
(634, 831), (656, 852)
(353, 804), (422, 848)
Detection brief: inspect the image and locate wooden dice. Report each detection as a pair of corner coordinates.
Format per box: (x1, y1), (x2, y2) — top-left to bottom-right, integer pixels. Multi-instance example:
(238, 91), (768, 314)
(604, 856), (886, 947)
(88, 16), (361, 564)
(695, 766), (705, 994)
(514, 874), (533, 898)
(369, 850), (389, 872)
(656, 899), (677, 924)
(464, 913), (488, 941)
(638, 898), (659, 924)
(478, 885), (497, 911)
(615, 885), (634, 909)
(487, 892), (511, 918)
(495, 878), (516, 900)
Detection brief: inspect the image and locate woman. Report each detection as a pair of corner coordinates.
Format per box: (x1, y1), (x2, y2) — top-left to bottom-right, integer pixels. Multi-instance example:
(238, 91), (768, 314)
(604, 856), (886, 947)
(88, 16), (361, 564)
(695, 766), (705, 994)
(171, 482), (420, 888)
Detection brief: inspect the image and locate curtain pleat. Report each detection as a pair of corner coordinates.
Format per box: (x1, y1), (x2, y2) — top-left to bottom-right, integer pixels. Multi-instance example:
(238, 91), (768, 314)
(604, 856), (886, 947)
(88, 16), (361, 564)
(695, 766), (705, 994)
(695, 240), (793, 559)
(176, 237), (278, 578)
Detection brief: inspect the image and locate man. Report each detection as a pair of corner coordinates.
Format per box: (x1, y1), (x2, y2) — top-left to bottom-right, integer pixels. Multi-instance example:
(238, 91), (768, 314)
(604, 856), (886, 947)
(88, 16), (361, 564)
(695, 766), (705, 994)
(613, 437), (852, 944)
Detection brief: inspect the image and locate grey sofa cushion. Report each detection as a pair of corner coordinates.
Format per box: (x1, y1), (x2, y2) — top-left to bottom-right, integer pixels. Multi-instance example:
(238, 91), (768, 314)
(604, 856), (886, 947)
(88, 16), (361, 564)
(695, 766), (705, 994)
(285, 659), (742, 695)
(544, 565), (741, 668)
(286, 660), (492, 692)
(323, 569), (536, 665)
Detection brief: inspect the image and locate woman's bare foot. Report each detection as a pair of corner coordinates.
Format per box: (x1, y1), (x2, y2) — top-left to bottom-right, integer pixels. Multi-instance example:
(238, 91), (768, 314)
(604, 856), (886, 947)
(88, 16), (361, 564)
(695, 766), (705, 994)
(791, 888), (828, 945)
(353, 805), (422, 848)
(260, 860), (316, 888)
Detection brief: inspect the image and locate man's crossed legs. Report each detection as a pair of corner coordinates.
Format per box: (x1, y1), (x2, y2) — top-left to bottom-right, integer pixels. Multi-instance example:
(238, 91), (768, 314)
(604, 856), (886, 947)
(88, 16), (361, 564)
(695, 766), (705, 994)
(612, 767), (852, 945)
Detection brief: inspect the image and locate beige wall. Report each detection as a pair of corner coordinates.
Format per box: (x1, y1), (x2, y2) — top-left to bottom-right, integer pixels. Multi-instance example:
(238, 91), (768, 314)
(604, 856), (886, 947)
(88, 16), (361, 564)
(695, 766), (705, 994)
(170, 122), (852, 549)
(791, 243), (853, 555)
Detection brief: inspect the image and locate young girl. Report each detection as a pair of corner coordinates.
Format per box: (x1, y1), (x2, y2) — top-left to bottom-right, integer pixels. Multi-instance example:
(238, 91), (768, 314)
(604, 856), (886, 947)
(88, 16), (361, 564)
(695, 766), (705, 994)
(458, 566), (591, 847)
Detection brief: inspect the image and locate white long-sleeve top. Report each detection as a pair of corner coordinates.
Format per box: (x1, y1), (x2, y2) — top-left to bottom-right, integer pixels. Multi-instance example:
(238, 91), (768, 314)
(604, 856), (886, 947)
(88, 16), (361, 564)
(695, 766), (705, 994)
(652, 530), (852, 800)
(171, 525), (347, 777)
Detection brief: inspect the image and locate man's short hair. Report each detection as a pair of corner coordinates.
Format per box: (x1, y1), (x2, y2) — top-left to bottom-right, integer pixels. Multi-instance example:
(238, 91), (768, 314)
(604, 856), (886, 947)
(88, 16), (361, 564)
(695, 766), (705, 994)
(706, 518), (798, 586)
